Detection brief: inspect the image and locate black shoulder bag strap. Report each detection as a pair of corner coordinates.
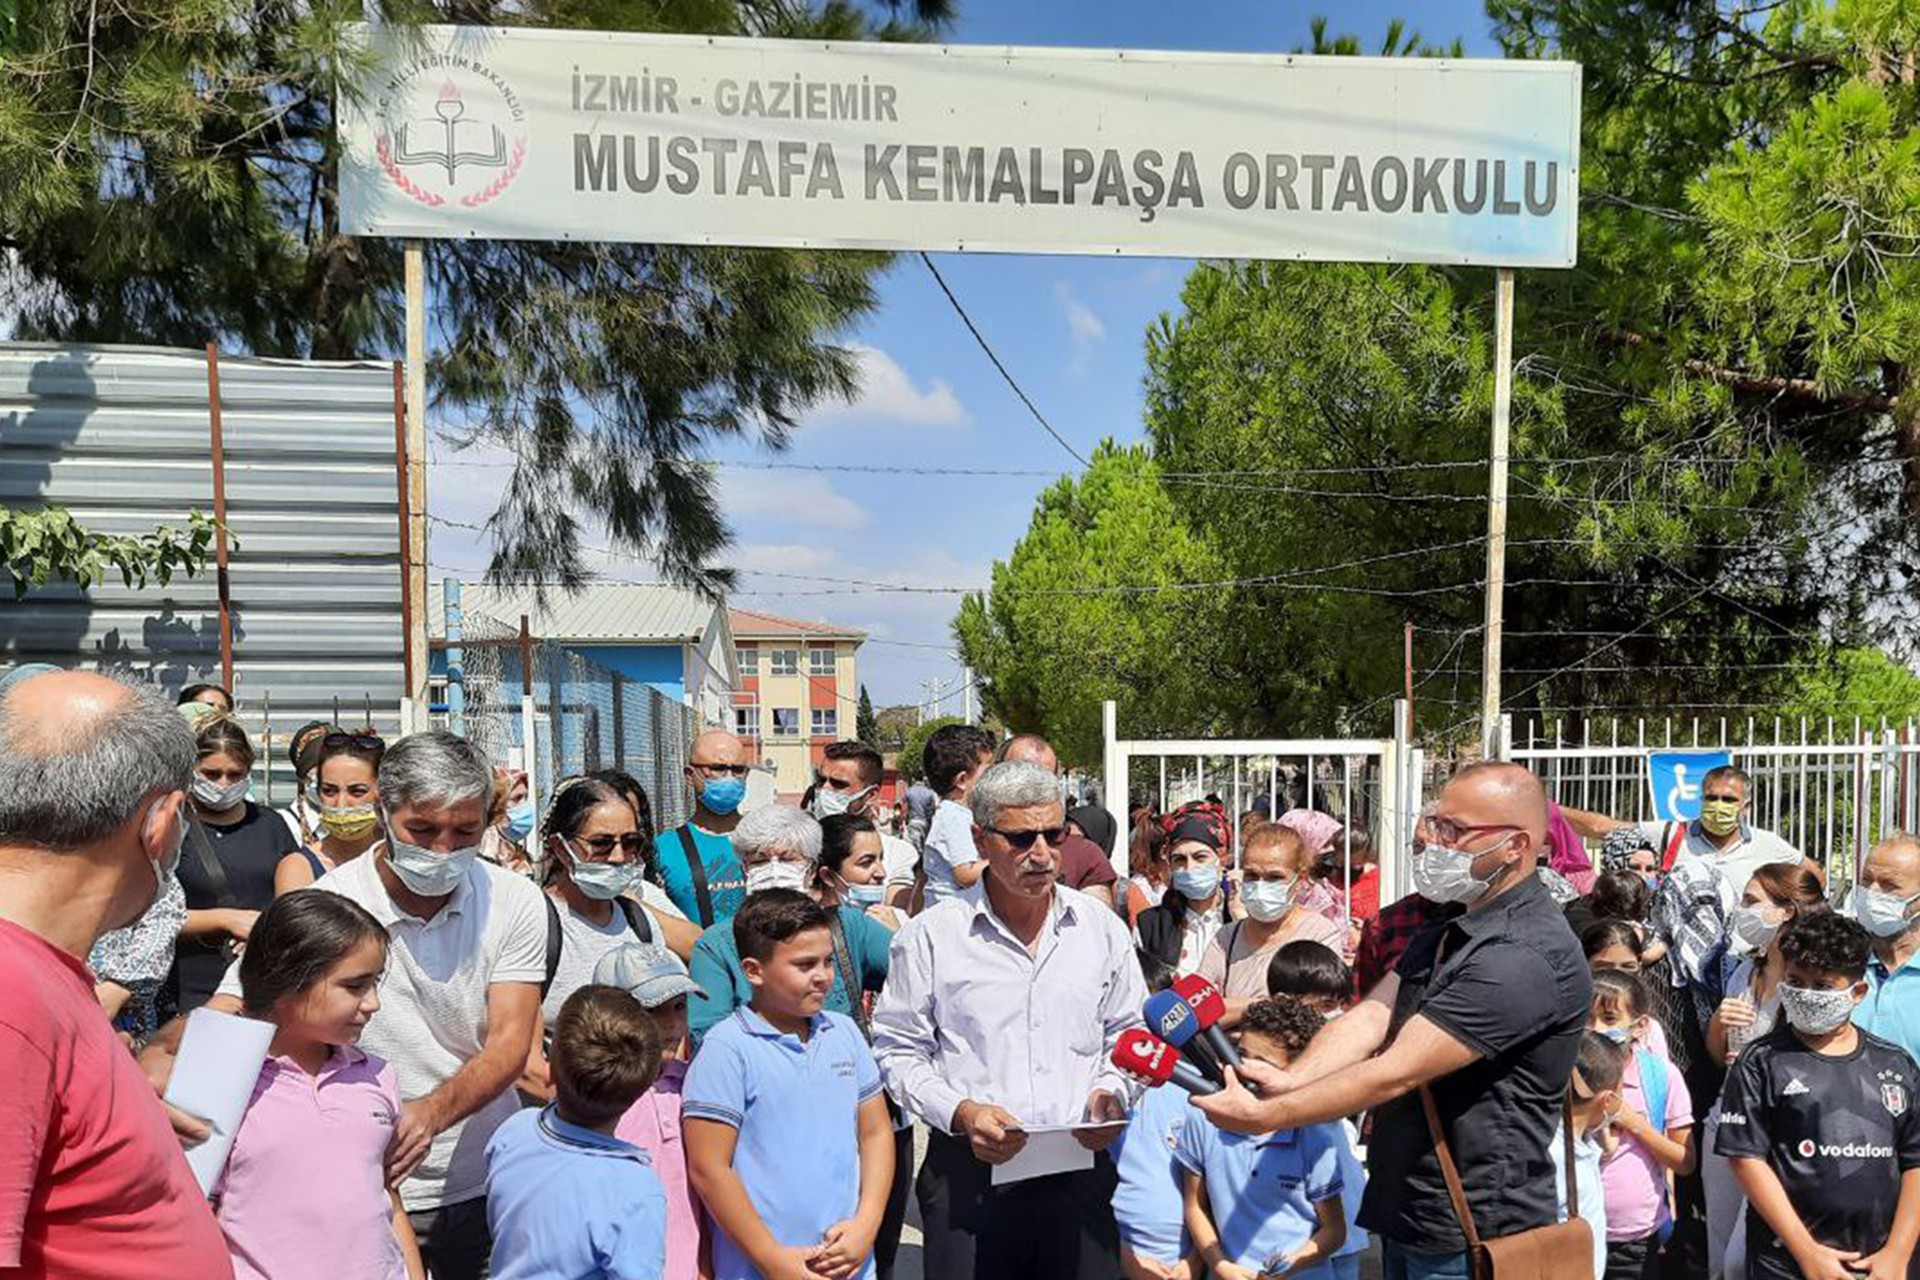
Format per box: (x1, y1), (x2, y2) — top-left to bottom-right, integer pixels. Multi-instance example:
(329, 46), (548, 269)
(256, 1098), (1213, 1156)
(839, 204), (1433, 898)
(542, 894), (562, 999)
(825, 909), (871, 1040)
(618, 896), (654, 944)
(185, 816), (233, 902)
(678, 825), (717, 929)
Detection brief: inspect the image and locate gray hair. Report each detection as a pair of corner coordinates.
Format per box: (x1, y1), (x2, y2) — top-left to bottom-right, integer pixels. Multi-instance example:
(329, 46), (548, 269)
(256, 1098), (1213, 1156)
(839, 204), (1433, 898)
(378, 730), (494, 816)
(970, 760), (1065, 830)
(0, 672), (195, 850)
(733, 804), (823, 864)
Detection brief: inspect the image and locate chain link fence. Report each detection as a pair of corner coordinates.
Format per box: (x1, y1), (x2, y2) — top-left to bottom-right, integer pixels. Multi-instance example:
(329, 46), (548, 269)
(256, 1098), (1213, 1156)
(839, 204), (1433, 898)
(436, 605), (696, 832)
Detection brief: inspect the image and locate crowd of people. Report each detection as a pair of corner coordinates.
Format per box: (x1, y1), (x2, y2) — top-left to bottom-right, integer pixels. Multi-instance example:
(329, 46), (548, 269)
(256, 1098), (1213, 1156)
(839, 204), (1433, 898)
(5, 669), (1920, 1280)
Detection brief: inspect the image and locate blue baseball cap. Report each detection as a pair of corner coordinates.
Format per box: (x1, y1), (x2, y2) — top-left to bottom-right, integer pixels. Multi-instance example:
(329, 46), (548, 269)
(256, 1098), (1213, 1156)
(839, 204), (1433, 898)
(592, 941), (705, 1009)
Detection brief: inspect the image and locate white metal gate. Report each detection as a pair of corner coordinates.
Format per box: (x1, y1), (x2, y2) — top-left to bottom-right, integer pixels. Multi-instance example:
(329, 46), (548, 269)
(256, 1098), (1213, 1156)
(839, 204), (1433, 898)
(1100, 700), (1419, 909)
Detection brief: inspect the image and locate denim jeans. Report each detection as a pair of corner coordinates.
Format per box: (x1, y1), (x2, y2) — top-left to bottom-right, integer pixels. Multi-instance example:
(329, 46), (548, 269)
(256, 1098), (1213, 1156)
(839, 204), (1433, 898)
(1382, 1240), (1474, 1280)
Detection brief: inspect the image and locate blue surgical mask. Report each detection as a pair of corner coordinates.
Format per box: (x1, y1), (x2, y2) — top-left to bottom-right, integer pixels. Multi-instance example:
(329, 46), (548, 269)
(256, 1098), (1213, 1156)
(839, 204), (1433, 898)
(1596, 1025), (1632, 1046)
(844, 880), (887, 908)
(501, 801), (536, 844)
(563, 840), (642, 901)
(1172, 864), (1221, 901)
(701, 776), (747, 816)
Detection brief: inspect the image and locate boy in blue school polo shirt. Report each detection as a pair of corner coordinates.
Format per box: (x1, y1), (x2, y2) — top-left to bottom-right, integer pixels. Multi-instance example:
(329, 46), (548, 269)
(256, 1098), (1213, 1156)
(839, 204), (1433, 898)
(486, 984), (670, 1280)
(684, 889), (895, 1280)
(1178, 998), (1347, 1280)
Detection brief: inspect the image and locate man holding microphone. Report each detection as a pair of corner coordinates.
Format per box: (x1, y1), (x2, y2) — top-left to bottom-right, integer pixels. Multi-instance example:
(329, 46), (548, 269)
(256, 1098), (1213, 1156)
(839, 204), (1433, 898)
(874, 759), (1147, 1280)
(1192, 763), (1592, 1280)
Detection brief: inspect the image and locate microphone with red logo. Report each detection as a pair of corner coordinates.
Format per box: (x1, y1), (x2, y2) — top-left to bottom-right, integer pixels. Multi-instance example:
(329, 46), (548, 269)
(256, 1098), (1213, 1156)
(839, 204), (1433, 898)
(1173, 974), (1244, 1073)
(1111, 1027), (1221, 1097)
(1142, 989), (1223, 1083)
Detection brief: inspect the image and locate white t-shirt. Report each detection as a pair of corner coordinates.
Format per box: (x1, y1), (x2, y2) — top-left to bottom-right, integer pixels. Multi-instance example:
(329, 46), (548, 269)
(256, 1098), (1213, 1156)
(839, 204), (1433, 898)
(1634, 820), (1802, 911)
(219, 850), (546, 1212)
(882, 833), (919, 892)
(1554, 1123), (1608, 1280)
(920, 798), (980, 909)
(539, 896), (652, 1026)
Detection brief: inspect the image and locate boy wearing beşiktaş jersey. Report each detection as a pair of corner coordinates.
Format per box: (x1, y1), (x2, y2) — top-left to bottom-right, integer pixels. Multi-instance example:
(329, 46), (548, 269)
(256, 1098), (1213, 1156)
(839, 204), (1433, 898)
(1716, 911), (1920, 1280)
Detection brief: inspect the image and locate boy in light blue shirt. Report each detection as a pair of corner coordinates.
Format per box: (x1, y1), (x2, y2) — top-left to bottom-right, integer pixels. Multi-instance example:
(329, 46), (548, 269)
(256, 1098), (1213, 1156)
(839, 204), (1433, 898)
(1177, 998), (1346, 1279)
(486, 984), (669, 1280)
(1114, 953), (1199, 1279)
(683, 889), (895, 1280)
(914, 724), (996, 909)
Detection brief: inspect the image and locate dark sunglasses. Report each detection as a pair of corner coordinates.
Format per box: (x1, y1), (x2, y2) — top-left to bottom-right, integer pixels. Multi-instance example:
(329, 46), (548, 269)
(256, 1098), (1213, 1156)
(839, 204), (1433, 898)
(986, 825), (1068, 852)
(323, 731), (385, 752)
(572, 833), (648, 857)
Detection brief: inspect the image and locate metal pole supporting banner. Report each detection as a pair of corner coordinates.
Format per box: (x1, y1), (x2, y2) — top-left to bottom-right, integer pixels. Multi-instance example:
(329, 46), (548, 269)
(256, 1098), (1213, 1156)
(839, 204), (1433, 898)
(404, 241), (430, 729)
(1480, 268), (1516, 757)
(444, 578), (465, 738)
(203, 345), (236, 692)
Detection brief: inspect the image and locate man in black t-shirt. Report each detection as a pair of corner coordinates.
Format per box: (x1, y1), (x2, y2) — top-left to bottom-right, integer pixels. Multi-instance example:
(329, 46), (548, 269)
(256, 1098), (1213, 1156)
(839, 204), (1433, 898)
(1192, 762), (1593, 1278)
(1718, 911), (1920, 1280)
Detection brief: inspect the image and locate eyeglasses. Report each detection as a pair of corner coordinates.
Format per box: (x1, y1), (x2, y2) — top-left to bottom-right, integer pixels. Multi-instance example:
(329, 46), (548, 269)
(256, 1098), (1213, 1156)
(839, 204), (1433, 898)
(1416, 813), (1523, 847)
(572, 834), (647, 858)
(690, 762), (751, 778)
(322, 731), (385, 752)
(985, 825), (1068, 852)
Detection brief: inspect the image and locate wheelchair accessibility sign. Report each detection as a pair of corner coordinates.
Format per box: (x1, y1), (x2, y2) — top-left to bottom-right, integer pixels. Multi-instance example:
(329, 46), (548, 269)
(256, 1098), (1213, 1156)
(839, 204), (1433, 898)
(1647, 750), (1732, 823)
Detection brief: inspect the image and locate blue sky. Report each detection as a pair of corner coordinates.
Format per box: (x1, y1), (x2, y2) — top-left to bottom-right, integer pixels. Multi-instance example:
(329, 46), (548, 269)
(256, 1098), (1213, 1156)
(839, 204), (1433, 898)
(431, 0), (1499, 709)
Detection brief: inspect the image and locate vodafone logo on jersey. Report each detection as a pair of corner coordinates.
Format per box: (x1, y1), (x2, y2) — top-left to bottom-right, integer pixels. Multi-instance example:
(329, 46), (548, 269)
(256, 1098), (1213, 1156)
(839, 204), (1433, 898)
(1799, 1138), (1895, 1159)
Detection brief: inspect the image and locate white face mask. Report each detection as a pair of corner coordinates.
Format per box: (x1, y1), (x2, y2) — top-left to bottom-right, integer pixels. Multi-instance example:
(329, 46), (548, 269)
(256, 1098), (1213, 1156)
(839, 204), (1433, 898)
(1853, 885), (1920, 939)
(809, 784), (874, 820)
(385, 835), (480, 897)
(746, 861), (810, 896)
(1729, 903), (1785, 954)
(563, 840), (643, 901)
(1240, 878), (1296, 923)
(191, 774), (250, 811)
(1412, 833), (1515, 905)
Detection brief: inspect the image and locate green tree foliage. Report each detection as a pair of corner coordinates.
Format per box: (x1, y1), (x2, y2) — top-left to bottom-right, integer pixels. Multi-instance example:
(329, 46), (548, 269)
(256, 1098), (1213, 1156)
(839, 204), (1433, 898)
(856, 683), (880, 745)
(963, 5), (1920, 746)
(896, 715), (961, 784)
(1782, 647), (1920, 723)
(954, 445), (1231, 766)
(2, 507), (220, 599)
(0, 0), (949, 595)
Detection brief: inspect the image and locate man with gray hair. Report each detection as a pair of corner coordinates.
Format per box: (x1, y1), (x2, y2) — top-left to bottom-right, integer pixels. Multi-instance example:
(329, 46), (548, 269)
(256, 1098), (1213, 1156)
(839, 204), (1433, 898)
(145, 729), (545, 1280)
(874, 759), (1146, 1280)
(0, 669), (231, 1278)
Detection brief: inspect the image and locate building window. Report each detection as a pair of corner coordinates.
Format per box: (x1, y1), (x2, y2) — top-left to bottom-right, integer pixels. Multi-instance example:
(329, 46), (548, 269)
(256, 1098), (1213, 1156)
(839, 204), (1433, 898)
(812, 708), (837, 738)
(772, 707), (801, 737)
(770, 649), (799, 676)
(736, 647), (757, 675)
(733, 707), (756, 738)
(809, 647), (835, 676)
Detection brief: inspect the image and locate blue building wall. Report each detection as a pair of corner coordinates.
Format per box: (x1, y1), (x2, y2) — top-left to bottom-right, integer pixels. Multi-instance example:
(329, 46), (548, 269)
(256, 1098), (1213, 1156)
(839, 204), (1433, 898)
(578, 644), (686, 701)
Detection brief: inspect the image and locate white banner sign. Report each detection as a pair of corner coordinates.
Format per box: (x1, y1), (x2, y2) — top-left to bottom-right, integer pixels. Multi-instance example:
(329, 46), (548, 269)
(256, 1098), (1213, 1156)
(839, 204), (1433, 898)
(339, 26), (1582, 266)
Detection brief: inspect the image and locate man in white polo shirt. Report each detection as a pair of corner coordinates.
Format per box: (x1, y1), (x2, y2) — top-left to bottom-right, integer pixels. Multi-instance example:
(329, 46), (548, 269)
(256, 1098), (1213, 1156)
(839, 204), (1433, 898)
(145, 730), (544, 1280)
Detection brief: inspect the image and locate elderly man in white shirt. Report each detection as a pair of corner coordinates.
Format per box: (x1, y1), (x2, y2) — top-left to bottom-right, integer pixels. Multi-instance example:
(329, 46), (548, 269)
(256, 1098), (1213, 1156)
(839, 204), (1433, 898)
(874, 759), (1147, 1280)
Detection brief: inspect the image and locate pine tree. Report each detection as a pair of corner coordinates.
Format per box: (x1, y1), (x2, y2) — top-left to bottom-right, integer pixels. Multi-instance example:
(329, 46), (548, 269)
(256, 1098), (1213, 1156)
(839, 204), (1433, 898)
(856, 684), (880, 746)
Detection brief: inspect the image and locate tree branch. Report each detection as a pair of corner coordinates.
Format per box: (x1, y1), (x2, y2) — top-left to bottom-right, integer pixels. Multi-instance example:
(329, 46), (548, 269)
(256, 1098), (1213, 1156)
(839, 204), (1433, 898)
(1608, 331), (1897, 414)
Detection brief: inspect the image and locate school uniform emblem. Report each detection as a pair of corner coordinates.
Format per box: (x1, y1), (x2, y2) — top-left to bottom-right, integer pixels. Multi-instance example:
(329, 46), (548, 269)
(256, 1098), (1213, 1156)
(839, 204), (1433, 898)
(1884, 1081), (1908, 1117)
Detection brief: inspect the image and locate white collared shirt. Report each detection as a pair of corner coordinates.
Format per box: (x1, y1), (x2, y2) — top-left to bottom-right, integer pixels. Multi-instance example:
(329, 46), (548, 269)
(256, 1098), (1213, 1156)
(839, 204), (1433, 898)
(218, 848), (546, 1210)
(872, 880), (1148, 1133)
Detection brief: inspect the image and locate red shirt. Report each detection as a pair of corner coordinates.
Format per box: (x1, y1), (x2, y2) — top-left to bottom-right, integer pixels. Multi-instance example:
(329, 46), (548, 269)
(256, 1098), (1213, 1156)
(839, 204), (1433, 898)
(0, 917), (232, 1279)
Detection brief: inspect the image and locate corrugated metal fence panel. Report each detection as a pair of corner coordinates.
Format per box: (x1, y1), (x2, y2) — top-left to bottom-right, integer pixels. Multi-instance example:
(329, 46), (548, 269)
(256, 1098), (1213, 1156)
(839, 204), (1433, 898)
(0, 343), (407, 769)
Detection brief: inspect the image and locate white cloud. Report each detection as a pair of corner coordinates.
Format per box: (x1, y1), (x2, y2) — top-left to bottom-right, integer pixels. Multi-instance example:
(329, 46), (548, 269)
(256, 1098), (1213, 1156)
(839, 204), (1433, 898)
(1055, 282), (1107, 351)
(810, 344), (969, 430)
(727, 543), (843, 575)
(720, 470), (871, 533)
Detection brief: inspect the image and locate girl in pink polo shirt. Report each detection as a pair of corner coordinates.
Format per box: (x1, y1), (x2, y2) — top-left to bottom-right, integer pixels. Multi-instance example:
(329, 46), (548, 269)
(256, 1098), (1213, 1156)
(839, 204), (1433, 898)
(216, 891), (425, 1280)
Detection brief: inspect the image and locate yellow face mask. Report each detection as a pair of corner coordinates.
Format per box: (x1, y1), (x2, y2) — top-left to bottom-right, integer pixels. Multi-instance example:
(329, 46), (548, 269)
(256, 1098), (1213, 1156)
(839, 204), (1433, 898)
(319, 804), (380, 840)
(1698, 798), (1742, 837)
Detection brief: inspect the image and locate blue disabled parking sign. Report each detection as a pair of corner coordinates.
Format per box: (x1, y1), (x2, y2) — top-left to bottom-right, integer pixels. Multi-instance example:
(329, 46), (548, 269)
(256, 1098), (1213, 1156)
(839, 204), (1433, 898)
(1647, 750), (1733, 823)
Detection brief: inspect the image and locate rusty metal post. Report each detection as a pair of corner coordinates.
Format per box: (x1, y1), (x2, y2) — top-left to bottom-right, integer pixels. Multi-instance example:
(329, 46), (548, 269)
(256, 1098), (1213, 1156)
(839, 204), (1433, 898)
(203, 344), (236, 691)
